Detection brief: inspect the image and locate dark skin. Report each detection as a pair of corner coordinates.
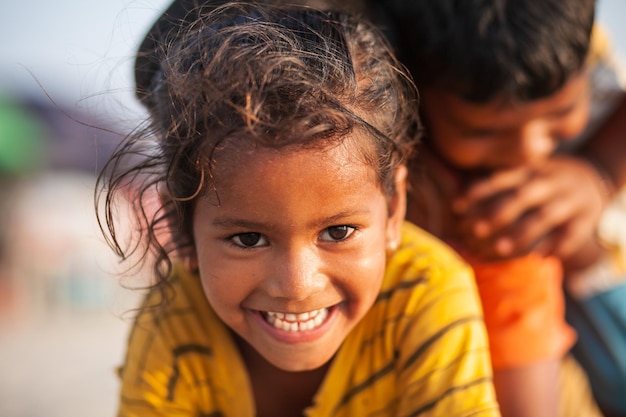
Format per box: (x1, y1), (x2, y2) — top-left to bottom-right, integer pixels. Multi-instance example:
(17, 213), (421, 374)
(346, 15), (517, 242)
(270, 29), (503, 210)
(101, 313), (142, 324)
(452, 155), (610, 271)
(406, 74), (611, 417)
(413, 81), (626, 276)
(581, 95), (626, 195)
(236, 335), (330, 417)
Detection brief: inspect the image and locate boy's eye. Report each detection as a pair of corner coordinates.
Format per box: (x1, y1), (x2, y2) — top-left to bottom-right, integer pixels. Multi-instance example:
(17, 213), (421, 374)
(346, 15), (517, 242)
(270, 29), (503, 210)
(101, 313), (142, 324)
(231, 232), (267, 248)
(320, 225), (355, 242)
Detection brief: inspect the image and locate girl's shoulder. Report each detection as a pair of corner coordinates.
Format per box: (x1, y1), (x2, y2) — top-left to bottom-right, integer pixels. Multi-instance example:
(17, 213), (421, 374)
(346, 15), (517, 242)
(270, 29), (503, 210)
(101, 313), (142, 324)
(118, 265), (254, 416)
(384, 221), (476, 291)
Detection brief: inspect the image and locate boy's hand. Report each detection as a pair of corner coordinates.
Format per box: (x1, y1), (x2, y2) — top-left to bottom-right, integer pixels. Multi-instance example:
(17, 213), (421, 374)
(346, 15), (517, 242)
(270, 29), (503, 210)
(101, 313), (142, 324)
(452, 155), (609, 263)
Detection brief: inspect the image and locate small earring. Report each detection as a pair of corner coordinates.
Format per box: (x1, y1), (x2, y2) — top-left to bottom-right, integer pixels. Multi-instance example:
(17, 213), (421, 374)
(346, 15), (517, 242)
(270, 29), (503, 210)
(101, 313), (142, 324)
(387, 240), (399, 253)
(183, 254), (199, 271)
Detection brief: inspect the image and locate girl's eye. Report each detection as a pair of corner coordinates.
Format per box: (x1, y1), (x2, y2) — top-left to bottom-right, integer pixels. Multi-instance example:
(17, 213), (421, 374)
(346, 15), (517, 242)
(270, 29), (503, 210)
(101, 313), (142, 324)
(231, 233), (267, 248)
(320, 225), (355, 242)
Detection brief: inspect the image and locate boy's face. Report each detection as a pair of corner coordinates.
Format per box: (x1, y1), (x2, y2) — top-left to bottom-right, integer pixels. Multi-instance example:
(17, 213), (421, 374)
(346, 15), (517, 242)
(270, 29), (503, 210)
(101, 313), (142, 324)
(191, 136), (405, 372)
(421, 71), (591, 171)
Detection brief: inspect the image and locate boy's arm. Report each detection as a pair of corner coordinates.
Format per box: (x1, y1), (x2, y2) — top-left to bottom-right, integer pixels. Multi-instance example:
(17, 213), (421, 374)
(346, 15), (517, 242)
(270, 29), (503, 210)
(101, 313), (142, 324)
(450, 77), (626, 267)
(451, 157), (609, 265)
(470, 255), (576, 417)
(449, 91), (626, 269)
(579, 93), (626, 198)
(494, 361), (559, 417)
(408, 135), (612, 266)
(561, 93), (626, 272)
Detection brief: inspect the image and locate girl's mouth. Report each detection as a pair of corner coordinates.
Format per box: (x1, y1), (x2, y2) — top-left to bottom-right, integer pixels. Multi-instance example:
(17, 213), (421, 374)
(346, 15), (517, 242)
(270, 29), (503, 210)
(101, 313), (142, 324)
(262, 308), (329, 332)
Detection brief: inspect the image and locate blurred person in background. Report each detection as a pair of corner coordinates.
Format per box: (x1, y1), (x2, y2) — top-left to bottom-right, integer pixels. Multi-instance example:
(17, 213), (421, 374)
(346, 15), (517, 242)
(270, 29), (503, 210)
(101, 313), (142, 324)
(370, 0), (626, 415)
(0, 90), (125, 316)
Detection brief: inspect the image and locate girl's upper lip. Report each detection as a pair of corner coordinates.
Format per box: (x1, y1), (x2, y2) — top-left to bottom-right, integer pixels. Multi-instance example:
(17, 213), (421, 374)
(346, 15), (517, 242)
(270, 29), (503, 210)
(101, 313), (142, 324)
(252, 303), (340, 316)
(265, 309), (326, 320)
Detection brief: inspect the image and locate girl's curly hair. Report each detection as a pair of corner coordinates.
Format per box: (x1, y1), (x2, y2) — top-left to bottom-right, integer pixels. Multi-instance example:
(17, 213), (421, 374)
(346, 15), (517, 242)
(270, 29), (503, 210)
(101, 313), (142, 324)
(96, 2), (421, 295)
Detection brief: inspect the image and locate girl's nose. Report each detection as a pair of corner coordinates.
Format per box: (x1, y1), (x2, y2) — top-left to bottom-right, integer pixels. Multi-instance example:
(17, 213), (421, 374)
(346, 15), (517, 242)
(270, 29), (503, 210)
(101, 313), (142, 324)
(264, 247), (327, 301)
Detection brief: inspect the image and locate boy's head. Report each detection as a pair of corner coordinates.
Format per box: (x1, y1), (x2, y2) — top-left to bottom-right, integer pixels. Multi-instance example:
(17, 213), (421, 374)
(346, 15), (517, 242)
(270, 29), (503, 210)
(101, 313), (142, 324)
(375, 0), (595, 170)
(379, 0), (595, 103)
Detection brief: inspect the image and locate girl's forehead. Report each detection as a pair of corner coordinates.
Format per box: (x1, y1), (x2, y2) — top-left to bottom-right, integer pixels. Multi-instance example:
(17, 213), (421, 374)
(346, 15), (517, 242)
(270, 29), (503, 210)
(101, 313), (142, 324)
(205, 133), (377, 186)
(197, 137), (384, 216)
(211, 130), (374, 167)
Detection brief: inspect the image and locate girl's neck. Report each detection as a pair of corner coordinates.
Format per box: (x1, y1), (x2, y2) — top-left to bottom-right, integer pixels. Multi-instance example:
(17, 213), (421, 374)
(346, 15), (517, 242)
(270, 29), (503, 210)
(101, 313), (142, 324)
(235, 335), (331, 417)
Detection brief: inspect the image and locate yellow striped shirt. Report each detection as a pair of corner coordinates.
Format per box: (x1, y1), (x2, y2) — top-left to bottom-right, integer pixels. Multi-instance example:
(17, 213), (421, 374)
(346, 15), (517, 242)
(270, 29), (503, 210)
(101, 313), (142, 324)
(117, 222), (499, 416)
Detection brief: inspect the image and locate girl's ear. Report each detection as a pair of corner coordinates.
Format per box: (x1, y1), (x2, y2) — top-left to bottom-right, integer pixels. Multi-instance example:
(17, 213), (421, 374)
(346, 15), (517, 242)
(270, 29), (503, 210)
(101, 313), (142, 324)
(386, 165), (408, 253)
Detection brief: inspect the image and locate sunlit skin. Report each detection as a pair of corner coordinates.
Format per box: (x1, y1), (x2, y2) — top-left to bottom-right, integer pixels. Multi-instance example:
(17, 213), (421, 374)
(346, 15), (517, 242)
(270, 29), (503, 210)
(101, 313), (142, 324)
(191, 135), (406, 375)
(409, 71), (605, 262)
(408, 71), (595, 417)
(422, 71), (591, 171)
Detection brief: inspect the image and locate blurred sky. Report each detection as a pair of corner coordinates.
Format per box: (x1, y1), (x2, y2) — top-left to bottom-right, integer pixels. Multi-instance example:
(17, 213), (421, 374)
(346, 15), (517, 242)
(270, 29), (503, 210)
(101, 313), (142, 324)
(0, 0), (171, 121)
(0, 0), (625, 122)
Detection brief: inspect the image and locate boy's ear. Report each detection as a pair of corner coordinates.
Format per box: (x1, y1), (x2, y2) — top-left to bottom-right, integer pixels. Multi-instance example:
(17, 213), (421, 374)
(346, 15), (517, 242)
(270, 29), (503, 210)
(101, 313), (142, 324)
(386, 165), (408, 253)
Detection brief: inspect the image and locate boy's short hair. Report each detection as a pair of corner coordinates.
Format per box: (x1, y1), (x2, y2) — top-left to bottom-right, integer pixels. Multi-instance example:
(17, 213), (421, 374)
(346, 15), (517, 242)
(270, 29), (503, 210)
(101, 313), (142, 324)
(375, 0), (595, 102)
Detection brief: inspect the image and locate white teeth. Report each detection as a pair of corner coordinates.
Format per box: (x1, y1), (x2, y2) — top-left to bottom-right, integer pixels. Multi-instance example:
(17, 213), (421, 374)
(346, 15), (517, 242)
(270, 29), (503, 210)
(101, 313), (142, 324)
(264, 308), (329, 332)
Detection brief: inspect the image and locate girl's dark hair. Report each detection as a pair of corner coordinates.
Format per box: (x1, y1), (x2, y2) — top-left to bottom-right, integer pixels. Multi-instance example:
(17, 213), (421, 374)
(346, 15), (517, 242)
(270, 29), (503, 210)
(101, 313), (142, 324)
(96, 2), (420, 291)
(374, 0), (595, 102)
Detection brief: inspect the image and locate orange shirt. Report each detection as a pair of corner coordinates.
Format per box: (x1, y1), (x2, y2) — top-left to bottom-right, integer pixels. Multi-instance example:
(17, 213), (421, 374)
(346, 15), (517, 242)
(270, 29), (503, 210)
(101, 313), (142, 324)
(466, 253), (576, 370)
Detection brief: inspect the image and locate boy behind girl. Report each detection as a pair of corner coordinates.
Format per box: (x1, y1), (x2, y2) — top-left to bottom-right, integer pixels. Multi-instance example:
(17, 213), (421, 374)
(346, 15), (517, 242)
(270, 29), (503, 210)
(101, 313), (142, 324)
(370, 0), (626, 416)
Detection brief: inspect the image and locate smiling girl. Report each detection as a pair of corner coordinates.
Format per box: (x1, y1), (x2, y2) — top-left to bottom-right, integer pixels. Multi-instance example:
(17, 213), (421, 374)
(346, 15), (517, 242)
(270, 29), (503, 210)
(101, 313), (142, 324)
(98, 2), (499, 416)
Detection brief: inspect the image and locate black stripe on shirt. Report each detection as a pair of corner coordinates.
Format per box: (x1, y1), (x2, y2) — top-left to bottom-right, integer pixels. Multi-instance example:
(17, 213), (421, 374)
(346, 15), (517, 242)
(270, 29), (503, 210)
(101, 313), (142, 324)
(406, 376), (494, 416)
(333, 352), (399, 413)
(166, 344), (213, 401)
(402, 315), (483, 371)
(375, 275), (428, 303)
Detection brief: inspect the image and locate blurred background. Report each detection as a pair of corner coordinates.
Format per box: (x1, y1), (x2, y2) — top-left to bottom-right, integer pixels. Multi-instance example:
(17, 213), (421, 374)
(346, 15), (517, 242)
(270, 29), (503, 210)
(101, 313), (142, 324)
(0, 1), (624, 417)
(0, 2), (169, 417)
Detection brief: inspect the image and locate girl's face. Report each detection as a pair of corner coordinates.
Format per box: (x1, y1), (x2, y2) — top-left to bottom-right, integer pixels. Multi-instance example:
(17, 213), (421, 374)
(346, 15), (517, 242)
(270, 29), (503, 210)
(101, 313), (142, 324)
(191, 136), (405, 372)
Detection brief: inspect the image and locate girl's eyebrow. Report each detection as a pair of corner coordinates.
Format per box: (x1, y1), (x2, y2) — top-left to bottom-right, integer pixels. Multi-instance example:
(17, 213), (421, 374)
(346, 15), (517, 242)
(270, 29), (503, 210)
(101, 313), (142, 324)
(211, 218), (268, 229)
(320, 209), (372, 225)
(211, 209), (372, 230)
